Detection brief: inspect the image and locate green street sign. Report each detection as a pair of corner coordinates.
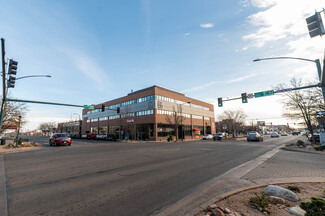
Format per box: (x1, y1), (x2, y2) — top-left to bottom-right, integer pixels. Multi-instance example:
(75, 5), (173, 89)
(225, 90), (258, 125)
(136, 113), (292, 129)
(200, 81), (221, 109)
(254, 90), (274, 98)
(84, 105), (94, 109)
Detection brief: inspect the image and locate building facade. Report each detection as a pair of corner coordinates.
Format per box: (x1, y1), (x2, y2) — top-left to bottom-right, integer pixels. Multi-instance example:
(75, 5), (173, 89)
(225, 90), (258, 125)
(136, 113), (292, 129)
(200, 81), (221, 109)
(57, 120), (82, 135)
(82, 85), (215, 141)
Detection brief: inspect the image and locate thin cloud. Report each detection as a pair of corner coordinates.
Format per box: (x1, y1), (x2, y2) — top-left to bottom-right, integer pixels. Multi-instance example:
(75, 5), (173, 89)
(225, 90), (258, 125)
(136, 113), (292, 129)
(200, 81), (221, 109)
(181, 80), (221, 93)
(242, 0), (323, 50)
(200, 23), (214, 28)
(184, 32), (190, 38)
(226, 74), (256, 84)
(58, 47), (109, 90)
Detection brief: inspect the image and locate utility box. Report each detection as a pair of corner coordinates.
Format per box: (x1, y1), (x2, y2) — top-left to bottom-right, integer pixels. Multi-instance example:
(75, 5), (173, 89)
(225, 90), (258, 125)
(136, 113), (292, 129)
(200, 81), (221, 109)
(320, 132), (325, 146)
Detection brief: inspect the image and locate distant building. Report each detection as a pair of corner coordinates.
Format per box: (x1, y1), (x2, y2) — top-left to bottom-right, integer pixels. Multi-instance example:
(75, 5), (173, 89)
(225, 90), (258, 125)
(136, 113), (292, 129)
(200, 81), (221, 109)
(82, 85), (215, 141)
(57, 120), (82, 135)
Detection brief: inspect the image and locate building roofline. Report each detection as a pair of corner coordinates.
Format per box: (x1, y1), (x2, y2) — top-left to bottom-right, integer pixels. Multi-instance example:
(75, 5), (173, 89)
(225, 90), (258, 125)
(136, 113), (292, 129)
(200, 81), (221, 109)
(127, 85), (185, 96)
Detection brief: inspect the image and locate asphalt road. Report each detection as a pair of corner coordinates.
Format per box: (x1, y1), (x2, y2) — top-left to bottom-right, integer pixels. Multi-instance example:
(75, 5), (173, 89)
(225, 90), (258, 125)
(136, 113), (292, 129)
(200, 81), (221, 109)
(3, 135), (301, 216)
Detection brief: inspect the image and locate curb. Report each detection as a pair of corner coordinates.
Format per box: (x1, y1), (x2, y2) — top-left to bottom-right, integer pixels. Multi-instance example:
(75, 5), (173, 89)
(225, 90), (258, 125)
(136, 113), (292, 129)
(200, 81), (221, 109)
(195, 179), (325, 216)
(0, 154), (8, 216)
(281, 146), (325, 155)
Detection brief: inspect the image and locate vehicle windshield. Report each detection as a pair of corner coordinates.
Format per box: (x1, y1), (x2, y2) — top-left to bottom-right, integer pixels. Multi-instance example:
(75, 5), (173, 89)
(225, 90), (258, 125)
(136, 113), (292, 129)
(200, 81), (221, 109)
(216, 133), (223, 136)
(56, 134), (69, 138)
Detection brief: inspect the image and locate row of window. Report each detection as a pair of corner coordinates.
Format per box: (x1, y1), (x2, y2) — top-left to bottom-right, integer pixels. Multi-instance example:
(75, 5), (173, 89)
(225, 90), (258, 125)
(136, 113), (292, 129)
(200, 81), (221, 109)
(136, 109), (154, 116)
(157, 110), (208, 120)
(192, 115), (203, 120)
(107, 95), (154, 110)
(87, 110), (154, 122)
(86, 94), (210, 115)
(156, 95), (209, 111)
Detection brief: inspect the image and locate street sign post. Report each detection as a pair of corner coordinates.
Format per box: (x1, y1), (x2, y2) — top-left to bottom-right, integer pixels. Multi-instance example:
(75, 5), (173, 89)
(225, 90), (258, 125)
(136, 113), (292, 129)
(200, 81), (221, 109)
(84, 105), (94, 109)
(254, 90), (274, 98)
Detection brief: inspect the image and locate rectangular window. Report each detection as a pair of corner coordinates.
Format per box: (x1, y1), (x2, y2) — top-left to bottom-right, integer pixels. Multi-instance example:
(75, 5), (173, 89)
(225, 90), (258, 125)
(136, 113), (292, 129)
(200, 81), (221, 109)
(109, 115), (120, 120)
(99, 117), (108, 121)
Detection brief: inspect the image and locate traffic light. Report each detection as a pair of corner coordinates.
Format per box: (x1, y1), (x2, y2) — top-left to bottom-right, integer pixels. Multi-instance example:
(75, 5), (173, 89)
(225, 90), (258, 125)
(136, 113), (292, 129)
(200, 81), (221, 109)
(218, 98), (223, 107)
(117, 107), (120, 113)
(8, 59), (18, 75)
(306, 11), (325, 38)
(8, 76), (16, 88)
(101, 104), (105, 112)
(241, 93), (248, 103)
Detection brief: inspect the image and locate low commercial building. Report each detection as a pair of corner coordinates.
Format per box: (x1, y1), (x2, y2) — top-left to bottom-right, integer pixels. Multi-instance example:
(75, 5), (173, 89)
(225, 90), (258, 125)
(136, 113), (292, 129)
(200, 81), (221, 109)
(82, 85), (215, 141)
(57, 120), (82, 135)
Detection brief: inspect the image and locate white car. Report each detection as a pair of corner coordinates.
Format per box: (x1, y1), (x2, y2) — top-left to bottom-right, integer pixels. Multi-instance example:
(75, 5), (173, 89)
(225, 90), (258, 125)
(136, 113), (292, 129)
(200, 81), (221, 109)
(96, 133), (108, 140)
(202, 134), (213, 140)
(271, 132), (279, 138)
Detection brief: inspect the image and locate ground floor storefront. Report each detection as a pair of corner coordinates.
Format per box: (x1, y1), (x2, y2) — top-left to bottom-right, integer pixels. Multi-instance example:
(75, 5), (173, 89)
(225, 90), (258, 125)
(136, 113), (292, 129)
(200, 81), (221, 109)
(86, 123), (211, 141)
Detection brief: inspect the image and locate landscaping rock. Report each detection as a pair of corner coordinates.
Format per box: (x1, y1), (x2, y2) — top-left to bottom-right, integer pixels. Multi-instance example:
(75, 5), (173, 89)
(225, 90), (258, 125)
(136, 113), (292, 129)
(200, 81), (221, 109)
(269, 196), (286, 205)
(209, 204), (217, 209)
(213, 208), (225, 216)
(224, 208), (231, 213)
(288, 206), (306, 216)
(265, 185), (299, 202)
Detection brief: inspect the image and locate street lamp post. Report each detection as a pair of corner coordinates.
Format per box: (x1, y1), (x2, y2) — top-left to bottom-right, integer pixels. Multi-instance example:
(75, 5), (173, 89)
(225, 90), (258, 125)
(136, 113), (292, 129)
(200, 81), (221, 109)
(253, 56), (325, 100)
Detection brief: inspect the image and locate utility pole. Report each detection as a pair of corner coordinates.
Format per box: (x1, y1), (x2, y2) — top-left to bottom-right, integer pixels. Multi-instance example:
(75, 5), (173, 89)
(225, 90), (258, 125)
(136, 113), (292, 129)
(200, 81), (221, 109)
(15, 115), (21, 148)
(0, 38), (6, 133)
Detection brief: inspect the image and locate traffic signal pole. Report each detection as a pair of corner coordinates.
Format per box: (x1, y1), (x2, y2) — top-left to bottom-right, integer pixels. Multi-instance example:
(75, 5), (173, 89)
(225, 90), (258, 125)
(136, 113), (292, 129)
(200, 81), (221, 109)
(0, 38), (7, 132)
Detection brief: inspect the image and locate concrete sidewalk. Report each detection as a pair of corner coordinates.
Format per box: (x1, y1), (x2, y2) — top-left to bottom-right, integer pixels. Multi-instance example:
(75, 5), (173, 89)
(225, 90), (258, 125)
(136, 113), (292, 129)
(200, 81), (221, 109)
(155, 142), (325, 216)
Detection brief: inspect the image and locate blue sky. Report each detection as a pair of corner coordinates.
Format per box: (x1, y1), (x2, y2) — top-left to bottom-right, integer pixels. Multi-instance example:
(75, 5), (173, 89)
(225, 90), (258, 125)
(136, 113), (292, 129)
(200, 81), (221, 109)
(0, 0), (324, 130)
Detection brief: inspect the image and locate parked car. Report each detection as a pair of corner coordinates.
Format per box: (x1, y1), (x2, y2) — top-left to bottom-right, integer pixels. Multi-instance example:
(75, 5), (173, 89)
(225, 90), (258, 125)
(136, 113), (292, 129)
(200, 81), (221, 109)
(308, 134), (320, 142)
(70, 134), (81, 139)
(87, 133), (97, 139)
(292, 131), (299, 135)
(213, 133), (223, 141)
(202, 134), (213, 140)
(271, 132), (279, 138)
(106, 134), (117, 141)
(96, 133), (108, 140)
(81, 134), (88, 139)
(247, 131), (263, 142)
(281, 132), (287, 136)
(49, 133), (72, 146)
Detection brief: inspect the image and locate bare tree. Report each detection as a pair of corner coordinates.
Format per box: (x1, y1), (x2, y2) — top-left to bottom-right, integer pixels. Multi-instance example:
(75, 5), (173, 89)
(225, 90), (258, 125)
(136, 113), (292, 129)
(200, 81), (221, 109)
(1, 100), (27, 130)
(165, 104), (187, 140)
(119, 106), (135, 140)
(218, 109), (247, 137)
(38, 122), (57, 136)
(276, 78), (323, 142)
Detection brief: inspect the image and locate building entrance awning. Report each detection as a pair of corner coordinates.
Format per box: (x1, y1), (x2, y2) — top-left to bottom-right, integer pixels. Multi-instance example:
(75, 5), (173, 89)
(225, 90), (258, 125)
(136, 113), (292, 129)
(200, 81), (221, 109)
(193, 128), (202, 131)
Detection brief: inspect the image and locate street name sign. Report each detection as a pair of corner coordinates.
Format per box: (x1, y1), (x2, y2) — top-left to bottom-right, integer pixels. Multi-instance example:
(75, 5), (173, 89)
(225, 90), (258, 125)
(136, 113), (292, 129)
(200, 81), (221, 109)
(254, 90), (274, 98)
(84, 105), (94, 109)
(276, 88), (293, 93)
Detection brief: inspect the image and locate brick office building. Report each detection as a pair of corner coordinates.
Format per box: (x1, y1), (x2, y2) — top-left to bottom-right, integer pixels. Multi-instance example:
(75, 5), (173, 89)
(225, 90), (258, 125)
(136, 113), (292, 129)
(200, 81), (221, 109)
(82, 85), (215, 141)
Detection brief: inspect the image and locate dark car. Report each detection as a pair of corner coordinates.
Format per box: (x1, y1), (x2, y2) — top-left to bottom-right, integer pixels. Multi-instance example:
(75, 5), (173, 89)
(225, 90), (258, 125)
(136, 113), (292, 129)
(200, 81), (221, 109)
(308, 134), (320, 142)
(292, 131), (299, 135)
(49, 133), (72, 146)
(213, 133), (223, 141)
(106, 134), (117, 141)
(247, 132), (263, 142)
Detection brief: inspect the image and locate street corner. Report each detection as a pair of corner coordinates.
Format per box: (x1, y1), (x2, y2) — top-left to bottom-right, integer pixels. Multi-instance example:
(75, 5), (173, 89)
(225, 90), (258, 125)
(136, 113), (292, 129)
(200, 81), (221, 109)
(0, 142), (42, 154)
(197, 182), (325, 216)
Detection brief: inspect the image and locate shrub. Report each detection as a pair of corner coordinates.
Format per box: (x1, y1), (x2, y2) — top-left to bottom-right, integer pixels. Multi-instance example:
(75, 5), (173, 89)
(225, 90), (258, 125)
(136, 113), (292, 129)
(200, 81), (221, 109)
(297, 140), (305, 147)
(300, 197), (325, 216)
(287, 185), (301, 193)
(314, 146), (325, 151)
(18, 137), (22, 145)
(249, 192), (270, 213)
